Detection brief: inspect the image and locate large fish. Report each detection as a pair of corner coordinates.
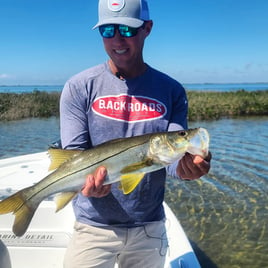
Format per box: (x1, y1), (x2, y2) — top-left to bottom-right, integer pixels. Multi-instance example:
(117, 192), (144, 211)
(0, 128), (209, 236)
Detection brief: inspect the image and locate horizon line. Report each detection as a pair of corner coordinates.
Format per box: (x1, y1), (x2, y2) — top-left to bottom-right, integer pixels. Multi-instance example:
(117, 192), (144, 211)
(1, 82), (268, 87)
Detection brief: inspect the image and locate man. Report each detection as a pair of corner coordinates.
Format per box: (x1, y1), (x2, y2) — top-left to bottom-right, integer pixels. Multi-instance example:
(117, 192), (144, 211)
(61, 0), (211, 267)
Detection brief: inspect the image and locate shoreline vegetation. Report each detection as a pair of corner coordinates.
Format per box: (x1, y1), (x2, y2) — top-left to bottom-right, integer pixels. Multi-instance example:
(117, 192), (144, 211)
(0, 90), (267, 121)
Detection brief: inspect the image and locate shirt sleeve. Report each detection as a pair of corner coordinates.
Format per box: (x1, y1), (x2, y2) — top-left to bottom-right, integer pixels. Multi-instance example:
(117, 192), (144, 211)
(168, 84), (188, 131)
(60, 81), (91, 150)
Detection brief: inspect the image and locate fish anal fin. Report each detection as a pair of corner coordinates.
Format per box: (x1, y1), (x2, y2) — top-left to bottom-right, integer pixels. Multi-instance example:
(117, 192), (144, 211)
(119, 173), (145, 194)
(54, 192), (77, 212)
(120, 159), (153, 174)
(48, 149), (82, 171)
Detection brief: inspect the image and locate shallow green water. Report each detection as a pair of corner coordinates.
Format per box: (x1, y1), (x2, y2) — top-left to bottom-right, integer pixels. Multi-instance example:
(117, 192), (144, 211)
(166, 117), (268, 268)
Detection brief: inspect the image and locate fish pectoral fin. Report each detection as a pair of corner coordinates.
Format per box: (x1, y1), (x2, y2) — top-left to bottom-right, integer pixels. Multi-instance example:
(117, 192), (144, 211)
(119, 173), (145, 194)
(0, 190), (39, 237)
(120, 159), (153, 174)
(48, 149), (82, 171)
(54, 192), (77, 212)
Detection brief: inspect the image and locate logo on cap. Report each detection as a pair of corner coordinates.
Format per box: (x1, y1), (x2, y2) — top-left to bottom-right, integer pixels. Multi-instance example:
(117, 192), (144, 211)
(108, 0), (125, 12)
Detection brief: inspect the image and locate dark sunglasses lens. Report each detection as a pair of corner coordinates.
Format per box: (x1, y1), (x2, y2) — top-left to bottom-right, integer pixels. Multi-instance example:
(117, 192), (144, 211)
(99, 25), (115, 38)
(118, 25), (138, 37)
(99, 24), (140, 38)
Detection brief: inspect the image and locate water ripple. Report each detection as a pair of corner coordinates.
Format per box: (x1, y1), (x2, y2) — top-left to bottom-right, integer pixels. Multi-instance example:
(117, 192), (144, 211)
(166, 116), (268, 267)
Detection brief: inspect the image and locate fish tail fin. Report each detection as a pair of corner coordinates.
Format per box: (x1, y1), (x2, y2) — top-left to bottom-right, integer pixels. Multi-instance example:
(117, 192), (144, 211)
(0, 191), (25, 215)
(13, 201), (37, 237)
(0, 190), (39, 237)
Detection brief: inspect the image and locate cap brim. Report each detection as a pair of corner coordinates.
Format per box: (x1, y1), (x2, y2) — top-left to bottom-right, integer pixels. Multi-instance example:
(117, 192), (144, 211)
(93, 17), (144, 29)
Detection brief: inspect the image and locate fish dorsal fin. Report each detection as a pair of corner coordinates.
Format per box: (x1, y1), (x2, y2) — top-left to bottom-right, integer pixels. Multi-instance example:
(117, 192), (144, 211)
(119, 173), (145, 194)
(54, 192), (77, 212)
(48, 149), (82, 171)
(120, 159), (153, 174)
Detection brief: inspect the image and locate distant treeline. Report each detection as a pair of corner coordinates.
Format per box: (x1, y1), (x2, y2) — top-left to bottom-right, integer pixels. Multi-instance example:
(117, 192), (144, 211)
(0, 90), (268, 121)
(0, 91), (59, 121)
(187, 90), (268, 120)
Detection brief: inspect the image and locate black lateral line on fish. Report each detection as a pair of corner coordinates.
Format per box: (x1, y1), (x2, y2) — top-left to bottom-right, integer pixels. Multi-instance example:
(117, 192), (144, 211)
(15, 138), (151, 210)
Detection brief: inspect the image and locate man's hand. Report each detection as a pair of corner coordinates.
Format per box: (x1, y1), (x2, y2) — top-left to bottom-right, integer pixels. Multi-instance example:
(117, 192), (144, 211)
(177, 151), (212, 180)
(81, 166), (111, 198)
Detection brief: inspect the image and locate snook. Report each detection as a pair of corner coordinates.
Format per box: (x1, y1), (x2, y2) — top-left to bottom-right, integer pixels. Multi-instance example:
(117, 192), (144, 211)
(0, 128), (209, 236)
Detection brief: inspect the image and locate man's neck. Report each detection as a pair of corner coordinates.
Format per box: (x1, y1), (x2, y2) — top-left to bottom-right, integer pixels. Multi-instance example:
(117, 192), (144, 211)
(108, 60), (147, 79)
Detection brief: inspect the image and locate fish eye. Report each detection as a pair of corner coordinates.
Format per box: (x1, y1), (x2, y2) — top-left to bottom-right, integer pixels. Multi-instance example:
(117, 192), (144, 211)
(178, 130), (187, 136)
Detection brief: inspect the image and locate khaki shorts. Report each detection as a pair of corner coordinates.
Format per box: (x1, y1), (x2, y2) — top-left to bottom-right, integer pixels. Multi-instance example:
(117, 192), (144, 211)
(64, 220), (168, 268)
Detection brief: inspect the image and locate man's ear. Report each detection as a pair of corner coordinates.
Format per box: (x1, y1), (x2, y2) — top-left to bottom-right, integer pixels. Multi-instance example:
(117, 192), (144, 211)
(144, 20), (153, 36)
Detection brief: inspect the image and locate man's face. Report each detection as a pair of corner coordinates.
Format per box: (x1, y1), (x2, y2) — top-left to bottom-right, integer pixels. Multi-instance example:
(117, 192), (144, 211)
(102, 21), (153, 71)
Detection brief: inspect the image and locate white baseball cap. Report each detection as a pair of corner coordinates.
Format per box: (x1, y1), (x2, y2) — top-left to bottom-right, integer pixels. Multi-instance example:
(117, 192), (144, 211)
(93, 0), (150, 29)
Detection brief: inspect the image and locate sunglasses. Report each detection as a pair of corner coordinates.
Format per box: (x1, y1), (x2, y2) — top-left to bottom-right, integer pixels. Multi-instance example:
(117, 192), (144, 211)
(99, 23), (145, 38)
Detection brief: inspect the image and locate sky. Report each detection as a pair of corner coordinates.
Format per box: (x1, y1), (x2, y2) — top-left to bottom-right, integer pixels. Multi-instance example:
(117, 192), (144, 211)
(0, 0), (268, 85)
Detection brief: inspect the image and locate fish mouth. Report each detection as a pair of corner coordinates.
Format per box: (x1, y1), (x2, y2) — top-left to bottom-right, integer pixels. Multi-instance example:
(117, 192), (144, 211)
(187, 128), (210, 157)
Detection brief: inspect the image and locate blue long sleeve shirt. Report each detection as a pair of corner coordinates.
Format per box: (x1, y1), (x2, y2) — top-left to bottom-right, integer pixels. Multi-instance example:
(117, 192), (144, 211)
(60, 62), (188, 227)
